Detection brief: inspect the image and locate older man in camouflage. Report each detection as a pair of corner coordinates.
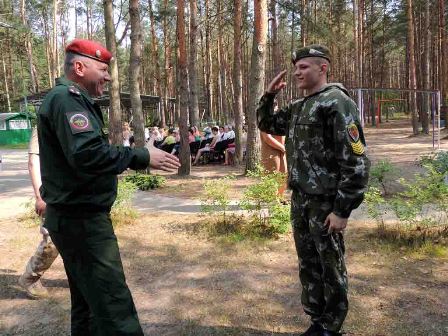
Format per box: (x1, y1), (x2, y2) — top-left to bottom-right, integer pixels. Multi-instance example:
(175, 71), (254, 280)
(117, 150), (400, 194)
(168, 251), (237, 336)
(257, 45), (370, 336)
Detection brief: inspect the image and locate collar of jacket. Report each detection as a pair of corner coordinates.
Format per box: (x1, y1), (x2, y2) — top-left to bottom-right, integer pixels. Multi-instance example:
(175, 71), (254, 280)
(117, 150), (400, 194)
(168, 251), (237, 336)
(55, 76), (95, 105)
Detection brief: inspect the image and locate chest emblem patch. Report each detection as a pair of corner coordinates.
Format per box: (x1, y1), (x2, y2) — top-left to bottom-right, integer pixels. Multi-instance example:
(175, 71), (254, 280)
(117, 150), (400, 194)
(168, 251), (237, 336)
(66, 111), (94, 134)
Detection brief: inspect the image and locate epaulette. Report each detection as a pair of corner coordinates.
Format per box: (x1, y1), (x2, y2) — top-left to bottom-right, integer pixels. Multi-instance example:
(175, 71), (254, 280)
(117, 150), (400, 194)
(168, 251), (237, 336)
(68, 86), (81, 96)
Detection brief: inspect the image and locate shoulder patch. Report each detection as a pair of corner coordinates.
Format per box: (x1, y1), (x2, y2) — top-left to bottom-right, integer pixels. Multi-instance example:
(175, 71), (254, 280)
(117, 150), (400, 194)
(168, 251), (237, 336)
(68, 86), (81, 96)
(65, 111), (93, 134)
(347, 123), (364, 155)
(347, 123), (360, 142)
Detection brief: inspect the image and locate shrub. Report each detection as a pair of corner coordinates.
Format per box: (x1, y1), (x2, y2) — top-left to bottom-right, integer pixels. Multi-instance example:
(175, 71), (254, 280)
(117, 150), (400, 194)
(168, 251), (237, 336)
(200, 175), (235, 224)
(111, 180), (138, 227)
(124, 173), (166, 191)
(239, 165), (289, 237)
(365, 157), (448, 244)
(18, 198), (40, 227)
(369, 159), (399, 195)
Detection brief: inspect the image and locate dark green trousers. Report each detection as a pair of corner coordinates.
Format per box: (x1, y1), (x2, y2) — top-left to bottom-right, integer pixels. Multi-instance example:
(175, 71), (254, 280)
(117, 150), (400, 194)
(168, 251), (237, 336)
(291, 192), (348, 332)
(45, 207), (144, 336)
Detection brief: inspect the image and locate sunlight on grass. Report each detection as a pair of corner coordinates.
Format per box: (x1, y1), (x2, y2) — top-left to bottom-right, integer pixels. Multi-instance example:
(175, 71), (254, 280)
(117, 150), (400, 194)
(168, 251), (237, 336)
(409, 242), (448, 259)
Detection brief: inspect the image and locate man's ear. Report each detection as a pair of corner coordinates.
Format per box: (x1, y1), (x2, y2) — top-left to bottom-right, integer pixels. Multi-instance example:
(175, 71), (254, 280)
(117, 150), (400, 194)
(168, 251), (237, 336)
(320, 62), (328, 74)
(73, 60), (85, 77)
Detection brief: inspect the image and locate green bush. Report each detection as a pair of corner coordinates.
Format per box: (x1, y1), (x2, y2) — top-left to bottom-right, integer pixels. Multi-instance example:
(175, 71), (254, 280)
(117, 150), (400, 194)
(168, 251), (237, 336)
(124, 173), (166, 191)
(364, 157), (448, 243)
(200, 175), (235, 224)
(111, 180), (138, 227)
(239, 165), (289, 237)
(369, 159), (399, 195)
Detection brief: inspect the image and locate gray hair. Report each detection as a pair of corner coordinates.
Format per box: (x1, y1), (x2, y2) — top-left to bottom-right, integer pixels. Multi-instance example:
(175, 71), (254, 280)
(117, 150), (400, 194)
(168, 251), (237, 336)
(64, 52), (90, 75)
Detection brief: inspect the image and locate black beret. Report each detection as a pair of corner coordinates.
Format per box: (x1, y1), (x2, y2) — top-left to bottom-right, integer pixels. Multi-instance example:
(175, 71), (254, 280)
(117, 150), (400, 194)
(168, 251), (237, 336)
(292, 44), (331, 64)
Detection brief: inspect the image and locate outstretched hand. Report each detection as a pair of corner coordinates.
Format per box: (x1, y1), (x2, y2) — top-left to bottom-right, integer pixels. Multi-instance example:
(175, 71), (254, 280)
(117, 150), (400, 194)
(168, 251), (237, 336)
(266, 70), (287, 94)
(146, 137), (181, 172)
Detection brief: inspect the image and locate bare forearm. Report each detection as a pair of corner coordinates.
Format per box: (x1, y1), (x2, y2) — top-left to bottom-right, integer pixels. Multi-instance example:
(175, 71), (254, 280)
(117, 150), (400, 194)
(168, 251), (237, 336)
(28, 154), (42, 199)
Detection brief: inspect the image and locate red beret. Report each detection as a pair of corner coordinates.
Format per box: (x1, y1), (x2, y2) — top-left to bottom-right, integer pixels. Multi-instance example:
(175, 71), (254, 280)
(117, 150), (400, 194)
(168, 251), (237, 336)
(66, 39), (112, 65)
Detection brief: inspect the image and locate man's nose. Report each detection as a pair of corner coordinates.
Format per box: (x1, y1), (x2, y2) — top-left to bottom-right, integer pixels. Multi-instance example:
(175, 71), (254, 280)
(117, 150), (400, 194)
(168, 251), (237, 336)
(105, 72), (111, 81)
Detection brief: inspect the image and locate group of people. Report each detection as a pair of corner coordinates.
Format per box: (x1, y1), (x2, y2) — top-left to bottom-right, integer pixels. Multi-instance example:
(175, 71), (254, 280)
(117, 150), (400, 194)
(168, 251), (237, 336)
(18, 38), (369, 336)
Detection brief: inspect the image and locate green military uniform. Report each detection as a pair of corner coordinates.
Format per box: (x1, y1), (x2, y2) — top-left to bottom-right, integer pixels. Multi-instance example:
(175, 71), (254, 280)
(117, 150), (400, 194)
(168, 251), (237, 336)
(257, 82), (370, 332)
(38, 76), (149, 336)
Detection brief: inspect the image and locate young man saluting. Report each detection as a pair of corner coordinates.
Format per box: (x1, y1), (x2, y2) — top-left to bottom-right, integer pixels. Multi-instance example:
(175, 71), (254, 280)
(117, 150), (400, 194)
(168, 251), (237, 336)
(257, 45), (370, 336)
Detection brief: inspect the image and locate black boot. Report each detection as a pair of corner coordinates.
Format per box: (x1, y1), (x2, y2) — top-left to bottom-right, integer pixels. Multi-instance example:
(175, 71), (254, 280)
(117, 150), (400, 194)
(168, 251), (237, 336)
(300, 323), (323, 336)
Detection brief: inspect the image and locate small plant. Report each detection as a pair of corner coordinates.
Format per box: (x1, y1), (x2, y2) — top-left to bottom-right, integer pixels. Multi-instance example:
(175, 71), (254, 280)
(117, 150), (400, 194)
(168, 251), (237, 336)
(124, 173), (166, 191)
(200, 175), (235, 224)
(369, 159), (398, 195)
(111, 180), (138, 227)
(365, 157), (448, 245)
(239, 165), (289, 237)
(18, 198), (40, 227)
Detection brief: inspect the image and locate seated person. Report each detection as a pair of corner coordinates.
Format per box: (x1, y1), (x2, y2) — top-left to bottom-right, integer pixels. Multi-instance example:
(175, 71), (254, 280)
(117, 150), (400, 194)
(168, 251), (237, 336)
(171, 129), (181, 155)
(159, 128), (177, 153)
(192, 126), (219, 165)
(188, 128), (196, 144)
(224, 129), (247, 166)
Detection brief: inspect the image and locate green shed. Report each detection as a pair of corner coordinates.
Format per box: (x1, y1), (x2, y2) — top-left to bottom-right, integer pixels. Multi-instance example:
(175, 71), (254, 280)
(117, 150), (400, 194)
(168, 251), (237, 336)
(0, 113), (33, 145)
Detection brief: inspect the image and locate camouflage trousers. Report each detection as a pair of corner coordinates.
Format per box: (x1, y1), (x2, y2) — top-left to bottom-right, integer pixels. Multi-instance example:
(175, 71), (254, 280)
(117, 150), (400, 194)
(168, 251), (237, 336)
(22, 222), (59, 283)
(291, 192), (348, 332)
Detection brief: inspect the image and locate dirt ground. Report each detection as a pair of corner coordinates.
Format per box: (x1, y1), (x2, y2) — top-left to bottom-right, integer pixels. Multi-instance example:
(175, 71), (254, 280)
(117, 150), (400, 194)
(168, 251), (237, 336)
(0, 119), (447, 336)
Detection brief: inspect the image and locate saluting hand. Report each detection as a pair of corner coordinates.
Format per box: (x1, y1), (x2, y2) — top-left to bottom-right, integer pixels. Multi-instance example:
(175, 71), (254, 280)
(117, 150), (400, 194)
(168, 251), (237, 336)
(146, 136), (181, 172)
(266, 70), (288, 94)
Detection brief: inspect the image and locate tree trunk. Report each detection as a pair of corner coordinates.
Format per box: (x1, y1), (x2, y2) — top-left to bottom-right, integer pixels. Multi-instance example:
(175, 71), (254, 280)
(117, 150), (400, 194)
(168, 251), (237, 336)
(188, 0), (200, 126)
(439, 0), (447, 109)
(103, 0), (123, 145)
(233, 0), (244, 164)
(129, 0), (145, 147)
(20, 0), (37, 93)
(205, 0), (213, 123)
(177, 0), (190, 175)
(421, 0), (430, 134)
(407, 0), (419, 135)
(52, 0), (59, 79)
(148, 0), (166, 128)
(245, 0), (267, 173)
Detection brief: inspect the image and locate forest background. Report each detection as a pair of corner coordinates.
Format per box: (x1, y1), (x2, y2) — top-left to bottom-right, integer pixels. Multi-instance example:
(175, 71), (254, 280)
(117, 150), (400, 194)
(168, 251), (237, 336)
(0, 0), (446, 174)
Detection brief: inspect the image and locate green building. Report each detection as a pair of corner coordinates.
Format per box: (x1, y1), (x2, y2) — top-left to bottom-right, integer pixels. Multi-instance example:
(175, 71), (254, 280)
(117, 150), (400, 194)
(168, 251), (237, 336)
(0, 113), (33, 145)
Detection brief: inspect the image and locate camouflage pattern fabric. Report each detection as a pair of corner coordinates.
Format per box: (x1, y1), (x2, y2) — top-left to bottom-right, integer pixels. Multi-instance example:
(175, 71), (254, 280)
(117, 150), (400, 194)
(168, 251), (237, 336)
(291, 192), (348, 331)
(22, 223), (59, 282)
(257, 83), (370, 218)
(257, 83), (370, 332)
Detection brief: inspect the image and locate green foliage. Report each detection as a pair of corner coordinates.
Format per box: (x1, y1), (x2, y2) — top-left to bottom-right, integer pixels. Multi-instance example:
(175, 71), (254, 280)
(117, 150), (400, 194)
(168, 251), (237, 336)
(124, 173), (166, 191)
(364, 186), (386, 230)
(111, 180), (138, 227)
(200, 175), (235, 224)
(240, 165), (289, 237)
(18, 198), (40, 227)
(420, 151), (448, 174)
(369, 159), (399, 194)
(365, 156), (448, 244)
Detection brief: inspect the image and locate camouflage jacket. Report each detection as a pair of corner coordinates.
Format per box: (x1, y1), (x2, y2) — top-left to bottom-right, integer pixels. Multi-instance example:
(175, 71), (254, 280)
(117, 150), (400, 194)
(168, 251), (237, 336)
(257, 83), (370, 218)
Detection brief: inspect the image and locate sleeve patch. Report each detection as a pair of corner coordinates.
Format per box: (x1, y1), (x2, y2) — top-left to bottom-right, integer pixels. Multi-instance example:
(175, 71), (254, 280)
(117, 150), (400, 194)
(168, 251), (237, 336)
(66, 111), (94, 134)
(351, 140), (365, 155)
(347, 123), (360, 142)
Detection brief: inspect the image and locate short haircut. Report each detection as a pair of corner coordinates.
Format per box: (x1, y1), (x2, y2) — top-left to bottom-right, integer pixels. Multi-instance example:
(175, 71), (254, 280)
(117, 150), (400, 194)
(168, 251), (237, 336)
(64, 52), (91, 74)
(310, 56), (330, 70)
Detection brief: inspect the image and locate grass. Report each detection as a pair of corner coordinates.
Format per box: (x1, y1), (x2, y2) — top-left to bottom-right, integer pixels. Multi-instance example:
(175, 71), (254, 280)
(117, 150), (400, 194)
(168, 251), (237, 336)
(0, 143), (28, 149)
